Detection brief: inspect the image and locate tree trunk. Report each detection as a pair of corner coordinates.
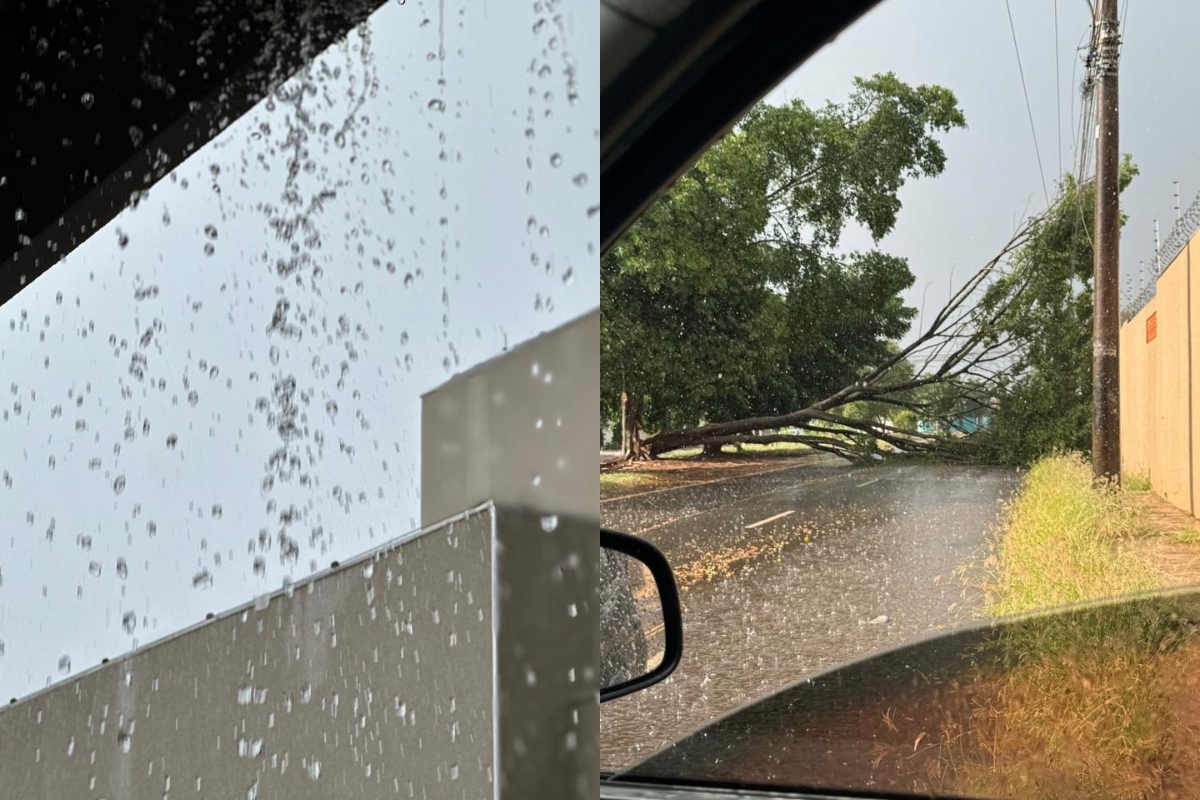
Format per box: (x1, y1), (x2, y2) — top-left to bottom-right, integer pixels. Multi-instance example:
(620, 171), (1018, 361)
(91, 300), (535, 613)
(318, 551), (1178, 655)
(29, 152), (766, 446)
(620, 393), (653, 460)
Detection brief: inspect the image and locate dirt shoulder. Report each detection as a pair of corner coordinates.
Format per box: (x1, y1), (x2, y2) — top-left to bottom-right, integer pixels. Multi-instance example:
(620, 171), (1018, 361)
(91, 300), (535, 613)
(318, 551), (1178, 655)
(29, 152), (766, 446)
(1128, 491), (1200, 588)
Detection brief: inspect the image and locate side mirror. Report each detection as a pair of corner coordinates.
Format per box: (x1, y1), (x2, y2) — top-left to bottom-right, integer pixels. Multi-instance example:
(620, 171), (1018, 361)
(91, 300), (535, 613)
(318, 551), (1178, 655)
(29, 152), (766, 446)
(599, 528), (683, 702)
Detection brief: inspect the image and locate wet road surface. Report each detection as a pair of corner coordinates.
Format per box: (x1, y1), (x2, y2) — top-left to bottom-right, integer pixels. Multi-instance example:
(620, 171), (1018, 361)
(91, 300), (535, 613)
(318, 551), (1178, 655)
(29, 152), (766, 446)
(600, 460), (1018, 772)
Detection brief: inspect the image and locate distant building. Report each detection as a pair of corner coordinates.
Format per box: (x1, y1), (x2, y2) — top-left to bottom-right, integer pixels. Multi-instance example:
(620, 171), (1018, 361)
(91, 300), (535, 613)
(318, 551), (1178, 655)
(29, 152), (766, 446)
(917, 410), (992, 437)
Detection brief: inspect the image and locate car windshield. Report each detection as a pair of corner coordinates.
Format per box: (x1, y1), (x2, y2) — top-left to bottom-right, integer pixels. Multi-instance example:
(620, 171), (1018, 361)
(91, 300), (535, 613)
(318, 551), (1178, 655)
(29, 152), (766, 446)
(0, 0), (598, 794)
(600, 0), (1200, 796)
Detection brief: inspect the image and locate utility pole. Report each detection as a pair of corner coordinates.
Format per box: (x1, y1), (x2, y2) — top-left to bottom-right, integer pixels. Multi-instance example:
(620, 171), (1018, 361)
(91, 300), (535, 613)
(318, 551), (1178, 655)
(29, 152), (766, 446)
(1091, 0), (1122, 481)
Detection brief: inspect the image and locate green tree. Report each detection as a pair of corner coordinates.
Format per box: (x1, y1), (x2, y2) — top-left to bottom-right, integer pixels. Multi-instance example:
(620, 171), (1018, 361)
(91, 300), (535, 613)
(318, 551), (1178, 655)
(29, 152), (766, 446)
(977, 157), (1139, 465)
(602, 73), (966, 458)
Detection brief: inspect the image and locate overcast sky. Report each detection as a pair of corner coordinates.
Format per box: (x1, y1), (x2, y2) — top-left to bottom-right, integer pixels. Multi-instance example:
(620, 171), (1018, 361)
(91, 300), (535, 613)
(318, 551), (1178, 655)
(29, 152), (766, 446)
(766, 0), (1200, 327)
(0, 0), (598, 700)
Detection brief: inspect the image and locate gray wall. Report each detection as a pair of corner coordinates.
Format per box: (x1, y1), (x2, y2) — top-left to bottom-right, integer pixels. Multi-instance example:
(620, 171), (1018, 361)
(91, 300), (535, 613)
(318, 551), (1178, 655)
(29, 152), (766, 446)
(0, 312), (601, 798)
(421, 310), (600, 529)
(0, 509), (495, 799)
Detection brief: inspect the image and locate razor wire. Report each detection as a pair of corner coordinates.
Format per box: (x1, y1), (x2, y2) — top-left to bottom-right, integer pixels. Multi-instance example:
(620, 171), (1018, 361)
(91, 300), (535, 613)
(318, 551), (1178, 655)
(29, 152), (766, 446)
(1121, 188), (1200, 322)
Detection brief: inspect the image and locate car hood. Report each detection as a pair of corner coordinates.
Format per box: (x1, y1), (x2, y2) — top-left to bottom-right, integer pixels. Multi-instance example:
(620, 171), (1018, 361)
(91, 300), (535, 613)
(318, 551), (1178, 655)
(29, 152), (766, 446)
(616, 588), (1200, 797)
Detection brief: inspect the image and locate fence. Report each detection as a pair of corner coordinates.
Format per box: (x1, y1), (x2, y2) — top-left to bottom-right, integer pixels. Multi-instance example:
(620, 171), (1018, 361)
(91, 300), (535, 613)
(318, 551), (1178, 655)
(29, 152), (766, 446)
(1123, 190), (1200, 322)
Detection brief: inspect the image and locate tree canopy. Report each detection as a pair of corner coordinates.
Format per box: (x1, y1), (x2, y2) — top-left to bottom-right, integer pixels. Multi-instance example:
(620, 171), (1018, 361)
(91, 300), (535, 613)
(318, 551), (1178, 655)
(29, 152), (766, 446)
(976, 156), (1139, 465)
(602, 73), (967, 451)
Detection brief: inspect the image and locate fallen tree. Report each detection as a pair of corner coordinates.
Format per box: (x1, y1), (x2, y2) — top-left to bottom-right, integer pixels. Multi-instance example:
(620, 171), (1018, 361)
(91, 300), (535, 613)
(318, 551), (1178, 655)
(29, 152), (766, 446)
(624, 216), (1043, 461)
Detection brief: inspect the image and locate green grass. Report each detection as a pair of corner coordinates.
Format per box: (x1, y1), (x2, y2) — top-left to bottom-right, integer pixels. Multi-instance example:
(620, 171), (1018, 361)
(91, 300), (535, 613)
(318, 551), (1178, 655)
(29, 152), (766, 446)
(658, 446), (702, 459)
(959, 453), (1190, 800)
(659, 442), (811, 459)
(599, 471), (657, 492)
(1123, 471), (1152, 492)
(736, 441), (811, 454)
(984, 453), (1157, 617)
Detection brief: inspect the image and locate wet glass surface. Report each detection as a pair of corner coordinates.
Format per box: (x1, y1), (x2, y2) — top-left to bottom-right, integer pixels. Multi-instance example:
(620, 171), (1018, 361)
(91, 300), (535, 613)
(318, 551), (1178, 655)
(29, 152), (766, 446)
(0, 0), (597, 706)
(618, 591), (1200, 800)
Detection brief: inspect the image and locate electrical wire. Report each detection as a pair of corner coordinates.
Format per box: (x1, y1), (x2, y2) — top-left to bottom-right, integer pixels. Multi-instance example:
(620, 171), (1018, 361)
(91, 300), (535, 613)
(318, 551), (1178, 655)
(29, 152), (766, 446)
(1005, 0), (1051, 208)
(1055, 0), (1062, 179)
(1119, 0), (1129, 55)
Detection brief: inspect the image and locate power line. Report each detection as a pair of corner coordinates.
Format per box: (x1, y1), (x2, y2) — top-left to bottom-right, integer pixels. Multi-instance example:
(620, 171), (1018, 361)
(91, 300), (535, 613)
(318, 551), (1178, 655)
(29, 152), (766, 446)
(1005, 0), (1051, 207)
(1119, 0), (1130, 55)
(1055, 0), (1063, 179)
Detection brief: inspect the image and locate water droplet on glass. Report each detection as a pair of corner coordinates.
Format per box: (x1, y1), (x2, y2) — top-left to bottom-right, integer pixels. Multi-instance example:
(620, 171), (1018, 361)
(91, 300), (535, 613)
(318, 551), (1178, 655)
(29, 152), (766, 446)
(549, 153), (563, 168)
(403, 273), (414, 288)
(192, 569), (213, 590)
(112, 475), (126, 495)
(58, 655), (71, 674)
(427, 98), (445, 112)
(122, 611), (136, 634)
(572, 172), (588, 186)
(540, 515), (558, 533)
(88, 561), (101, 577)
(116, 558), (128, 580)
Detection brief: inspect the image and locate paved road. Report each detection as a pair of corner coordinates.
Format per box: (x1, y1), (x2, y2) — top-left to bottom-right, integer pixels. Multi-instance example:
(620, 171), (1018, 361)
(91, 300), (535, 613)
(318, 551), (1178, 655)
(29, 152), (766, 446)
(600, 460), (1018, 772)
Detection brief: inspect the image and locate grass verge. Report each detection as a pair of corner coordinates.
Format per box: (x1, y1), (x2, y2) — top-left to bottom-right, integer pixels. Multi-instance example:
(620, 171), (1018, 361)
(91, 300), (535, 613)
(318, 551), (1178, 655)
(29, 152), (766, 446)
(982, 453), (1157, 616)
(1124, 471), (1152, 492)
(956, 453), (1199, 800)
(599, 471), (658, 494)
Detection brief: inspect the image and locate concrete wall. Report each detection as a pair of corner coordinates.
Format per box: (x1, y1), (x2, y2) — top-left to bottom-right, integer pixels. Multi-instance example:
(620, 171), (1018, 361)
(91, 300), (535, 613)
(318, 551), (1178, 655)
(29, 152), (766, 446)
(1121, 234), (1198, 514)
(0, 312), (601, 798)
(0, 509), (497, 799)
(421, 310), (600, 528)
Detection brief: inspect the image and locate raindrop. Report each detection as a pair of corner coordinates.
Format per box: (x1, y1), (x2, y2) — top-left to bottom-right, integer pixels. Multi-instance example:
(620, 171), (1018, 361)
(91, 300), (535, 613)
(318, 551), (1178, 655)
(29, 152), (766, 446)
(540, 515), (558, 533)
(116, 558), (128, 580)
(166, 434), (177, 449)
(113, 475), (126, 495)
(88, 561), (102, 577)
(203, 224), (218, 239)
(253, 556), (266, 577)
(203, 243), (215, 257)
(549, 153), (563, 168)
(211, 504), (223, 519)
(572, 173), (588, 187)
(58, 655), (71, 674)
(308, 760), (321, 780)
(427, 98), (445, 112)
(192, 569), (213, 590)
(403, 273), (414, 288)
(122, 611), (136, 634)
(80, 92), (95, 109)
